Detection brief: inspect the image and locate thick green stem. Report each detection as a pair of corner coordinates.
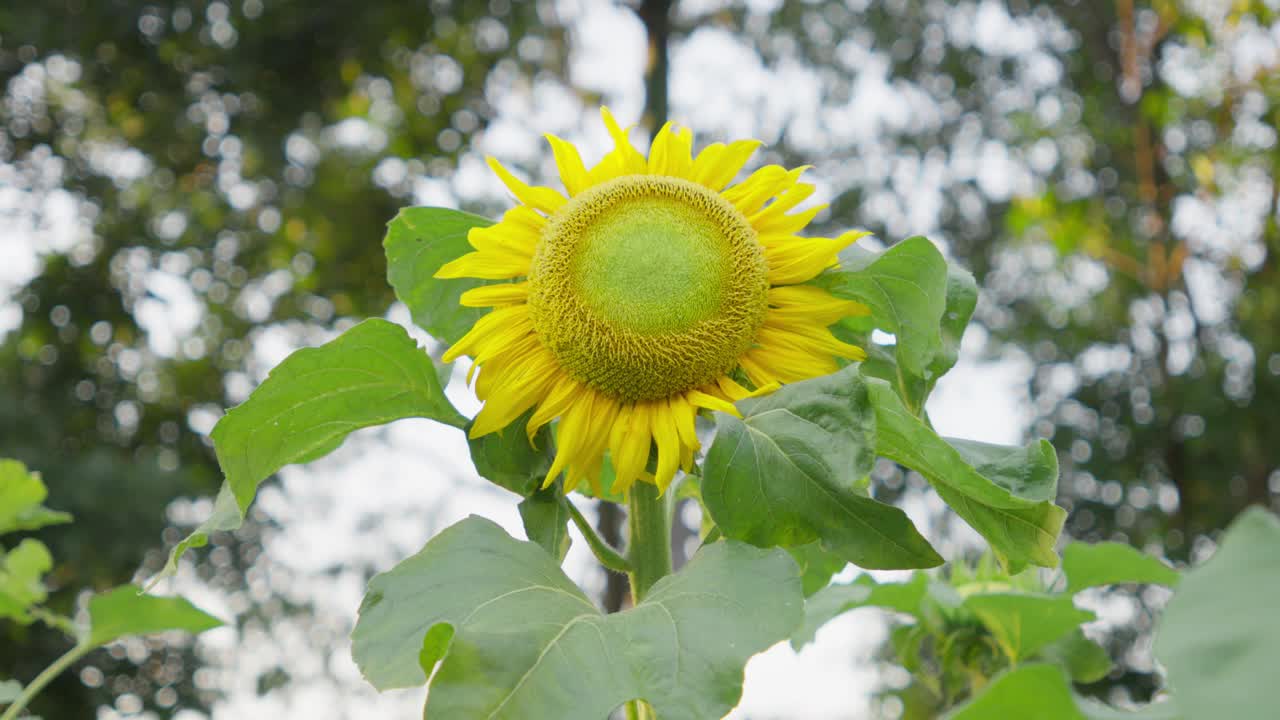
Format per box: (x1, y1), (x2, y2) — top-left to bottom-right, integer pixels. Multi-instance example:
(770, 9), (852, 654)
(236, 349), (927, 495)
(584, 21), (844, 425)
(627, 482), (673, 604)
(1, 643), (90, 720)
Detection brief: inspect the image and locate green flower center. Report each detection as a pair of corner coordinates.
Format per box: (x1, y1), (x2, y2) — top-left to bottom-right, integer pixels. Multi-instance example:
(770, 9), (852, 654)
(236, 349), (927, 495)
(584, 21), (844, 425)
(529, 175), (768, 402)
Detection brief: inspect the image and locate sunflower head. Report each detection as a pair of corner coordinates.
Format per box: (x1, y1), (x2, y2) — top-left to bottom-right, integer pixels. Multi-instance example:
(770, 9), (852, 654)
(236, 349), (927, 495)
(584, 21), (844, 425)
(530, 174), (769, 402)
(437, 108), (869, 495)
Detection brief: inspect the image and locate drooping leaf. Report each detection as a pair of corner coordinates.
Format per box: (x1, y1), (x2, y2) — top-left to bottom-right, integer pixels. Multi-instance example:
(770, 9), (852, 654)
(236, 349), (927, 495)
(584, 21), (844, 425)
(214, 318), (465, 510)
(792, 572), (929, 649)
(0, 539), (52, 624)
(86, 586), (223, 646)
(0, 460), (71, 535)
(155, 320), (464, 581)
(467, 409), (552, 497)
(384, 207), (494, 346)
(946, 664), (1085, 720)
(352, 516), (802, 720)
(816, 236), (949, 377)
(85, 584), (222, 645)
(1062, 542), (1179, 594)
(786, 542), (848, 597)
(518, 490), (572, 563)
(857, 260), (978, 414)
(1154, 507), (1280, 720)
(702, 365), (943, 570)
(150, 484), (242, 588)
(964, 593), (1095, 663)
(869, 379), (1065, 572)
(1037, 629), (1113, 683)
(929, 262), (979, 380)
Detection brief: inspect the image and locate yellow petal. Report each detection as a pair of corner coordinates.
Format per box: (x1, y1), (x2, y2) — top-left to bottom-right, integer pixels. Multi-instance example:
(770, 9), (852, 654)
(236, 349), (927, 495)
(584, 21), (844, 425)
(648, 122), (694, 178)
(610, 403), (652, 494)
(442, 304), (529, 363)
(765, 230), (870, 285)
(459, 282), (529, 307)
(487, 156), (567, 214)
(434, 251), (530, 280)
(545, 133), (591, 196)
(651, 399), (681, 493)
(692, 139), (761, 190)
(687, 390), (740, 417)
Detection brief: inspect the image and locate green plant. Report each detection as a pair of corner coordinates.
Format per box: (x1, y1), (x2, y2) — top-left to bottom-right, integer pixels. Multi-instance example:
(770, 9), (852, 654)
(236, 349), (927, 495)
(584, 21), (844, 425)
(0, 461), (221, 720)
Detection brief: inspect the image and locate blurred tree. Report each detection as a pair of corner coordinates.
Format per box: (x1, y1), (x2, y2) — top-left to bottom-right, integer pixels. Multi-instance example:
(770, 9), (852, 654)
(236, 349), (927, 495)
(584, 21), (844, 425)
(0, 0), (564, 716)
(681, 0), (1278, 714)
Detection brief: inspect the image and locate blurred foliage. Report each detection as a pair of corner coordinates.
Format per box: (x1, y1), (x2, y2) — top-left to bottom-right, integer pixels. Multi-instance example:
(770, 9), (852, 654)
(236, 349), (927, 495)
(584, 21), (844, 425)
(699, 0), (1280, 709)
(0, 0), (562, 716)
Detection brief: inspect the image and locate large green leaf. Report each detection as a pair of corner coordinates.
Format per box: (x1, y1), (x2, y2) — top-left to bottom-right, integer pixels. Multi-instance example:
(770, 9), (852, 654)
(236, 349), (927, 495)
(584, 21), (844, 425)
(1062, 542), (1179, 594)
(86, 586), (223, 646)
(946, 664), (1084, 720)
(702, 365), (943, 570)
(964, 593), (1095, 663)
(1154, 507), (1280, 720)
(792, 572), (929, 649)
(384, 206), (494, 346)
(816, 236), (949, 377)
(155, 320), (464, 581)
(352, 517), (802, 720)
(0, 539), (52, 624)
(869, 379), (1065, 572)
(0, 460), (71, 535)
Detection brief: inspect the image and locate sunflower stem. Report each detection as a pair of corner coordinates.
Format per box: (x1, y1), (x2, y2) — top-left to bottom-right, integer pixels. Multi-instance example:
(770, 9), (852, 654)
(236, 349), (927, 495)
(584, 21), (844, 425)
(626, 482), (673, 604)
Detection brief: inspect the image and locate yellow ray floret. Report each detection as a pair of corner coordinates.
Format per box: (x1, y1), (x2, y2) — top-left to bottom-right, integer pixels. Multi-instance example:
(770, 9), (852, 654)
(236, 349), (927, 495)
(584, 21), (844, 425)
(436, 107), (872, 495)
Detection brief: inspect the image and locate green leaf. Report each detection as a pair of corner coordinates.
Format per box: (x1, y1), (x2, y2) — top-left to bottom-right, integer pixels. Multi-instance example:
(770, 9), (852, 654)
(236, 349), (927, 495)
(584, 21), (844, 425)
(964, 593), (1095, 663)
(518, 491), (571, 563)
(155, 320), (464, 582)
(0, 678), (21, 703)
(930, 262), (979, 380)
(1062, 542), (1180, 594)
(352, 516), (803, 720)
(86, 586), (223, 646)
(792, 572), (928, 649)
(1154, 507), (1280, 720)
(214, 318), (465, 510)
(817, 236), (949, 377)
(384, 206), (494, 346)
(467, 409), (552, 496)
(1037, 629), (1113, 683)
(786, 542), (848, 597)
(0, 460), (72, 535)
(702, 365), (943, 570)
(946, 664), (1085, 720)
(149, 484), (242, 589)
(869, 379), (1065, 572)
(0, 539), (52, 624)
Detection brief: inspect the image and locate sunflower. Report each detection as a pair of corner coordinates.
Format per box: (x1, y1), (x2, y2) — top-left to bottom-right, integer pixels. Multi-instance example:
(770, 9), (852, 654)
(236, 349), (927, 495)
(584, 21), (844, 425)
(438, 108), (869, 496)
